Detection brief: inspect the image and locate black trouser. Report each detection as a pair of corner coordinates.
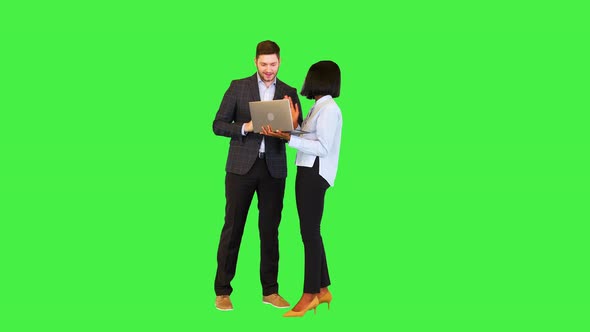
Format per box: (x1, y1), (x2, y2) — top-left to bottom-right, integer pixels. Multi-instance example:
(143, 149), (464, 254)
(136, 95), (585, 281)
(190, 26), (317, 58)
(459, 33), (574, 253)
(214, 157), (285, 296)
(296, 158), (331, 294)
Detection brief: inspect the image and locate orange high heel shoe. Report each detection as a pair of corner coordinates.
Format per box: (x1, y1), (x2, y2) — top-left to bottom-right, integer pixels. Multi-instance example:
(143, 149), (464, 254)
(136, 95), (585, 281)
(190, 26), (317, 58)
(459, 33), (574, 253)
(318, 290), (332, 309)
(283, 297), (319, 317)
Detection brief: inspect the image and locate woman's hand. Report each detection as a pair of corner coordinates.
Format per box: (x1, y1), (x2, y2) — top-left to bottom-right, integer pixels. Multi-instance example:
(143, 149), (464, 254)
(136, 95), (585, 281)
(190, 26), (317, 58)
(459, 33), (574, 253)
(284, 95), (300, 129)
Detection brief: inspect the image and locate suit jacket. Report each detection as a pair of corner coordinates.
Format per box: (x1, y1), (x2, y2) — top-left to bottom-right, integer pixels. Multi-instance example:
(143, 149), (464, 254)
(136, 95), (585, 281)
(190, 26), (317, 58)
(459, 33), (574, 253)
(213, 74), (303, 179)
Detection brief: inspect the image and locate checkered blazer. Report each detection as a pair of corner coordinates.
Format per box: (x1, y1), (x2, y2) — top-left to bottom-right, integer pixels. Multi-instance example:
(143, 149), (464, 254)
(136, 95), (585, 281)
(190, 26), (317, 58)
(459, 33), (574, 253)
(213, 74), (303, 179)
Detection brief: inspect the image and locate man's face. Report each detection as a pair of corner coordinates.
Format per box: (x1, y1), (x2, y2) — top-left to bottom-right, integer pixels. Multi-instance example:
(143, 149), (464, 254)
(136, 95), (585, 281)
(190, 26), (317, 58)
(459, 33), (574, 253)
(255, 54), (280, 84)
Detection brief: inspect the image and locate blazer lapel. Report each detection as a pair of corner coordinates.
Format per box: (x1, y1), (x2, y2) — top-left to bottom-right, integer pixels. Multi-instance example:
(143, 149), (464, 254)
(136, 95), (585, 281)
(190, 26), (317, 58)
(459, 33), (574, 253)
(274, 79), (286, 100)
(249, 74), (261, 101)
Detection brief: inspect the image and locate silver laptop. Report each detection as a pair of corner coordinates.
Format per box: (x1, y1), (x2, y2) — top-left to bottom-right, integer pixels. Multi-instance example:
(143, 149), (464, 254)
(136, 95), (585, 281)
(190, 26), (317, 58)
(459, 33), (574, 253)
(249, 99), (307, 134)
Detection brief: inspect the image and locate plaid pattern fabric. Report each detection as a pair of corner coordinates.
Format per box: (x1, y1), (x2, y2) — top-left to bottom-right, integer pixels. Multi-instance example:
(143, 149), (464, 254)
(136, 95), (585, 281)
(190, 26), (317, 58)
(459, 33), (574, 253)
(213, 74), (302, 179)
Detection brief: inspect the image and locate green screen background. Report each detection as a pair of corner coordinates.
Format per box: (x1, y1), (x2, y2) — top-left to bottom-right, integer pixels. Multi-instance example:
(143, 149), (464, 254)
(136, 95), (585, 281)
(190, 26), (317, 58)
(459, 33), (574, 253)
(1, 1), (588, 331)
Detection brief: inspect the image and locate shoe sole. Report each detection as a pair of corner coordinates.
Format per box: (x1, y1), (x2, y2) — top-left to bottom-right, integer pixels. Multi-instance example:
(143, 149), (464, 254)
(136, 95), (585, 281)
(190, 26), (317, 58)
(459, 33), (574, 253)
(262, 301), (290, 308)
(216, 306), (234, 311)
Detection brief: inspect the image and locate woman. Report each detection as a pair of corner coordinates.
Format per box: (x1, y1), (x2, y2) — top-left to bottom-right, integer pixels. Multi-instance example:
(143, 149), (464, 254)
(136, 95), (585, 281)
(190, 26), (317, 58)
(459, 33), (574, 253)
(262, 60), (342, 317)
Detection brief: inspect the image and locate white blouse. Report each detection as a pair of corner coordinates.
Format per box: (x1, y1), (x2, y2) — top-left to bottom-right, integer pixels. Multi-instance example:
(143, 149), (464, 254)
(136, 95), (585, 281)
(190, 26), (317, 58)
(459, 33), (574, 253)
(288, 95), (342, 186)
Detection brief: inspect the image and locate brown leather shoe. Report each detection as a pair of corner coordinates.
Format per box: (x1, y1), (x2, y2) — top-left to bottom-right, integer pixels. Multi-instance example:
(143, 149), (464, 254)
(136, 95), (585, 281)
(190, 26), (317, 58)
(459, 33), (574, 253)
(215, 295), (233, 311)
(262, 293), (290, 308)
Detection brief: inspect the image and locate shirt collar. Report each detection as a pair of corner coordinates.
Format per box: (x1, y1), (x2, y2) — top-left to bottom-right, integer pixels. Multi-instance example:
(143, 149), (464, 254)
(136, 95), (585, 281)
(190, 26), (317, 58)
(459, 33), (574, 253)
(315, 95), (333, 104)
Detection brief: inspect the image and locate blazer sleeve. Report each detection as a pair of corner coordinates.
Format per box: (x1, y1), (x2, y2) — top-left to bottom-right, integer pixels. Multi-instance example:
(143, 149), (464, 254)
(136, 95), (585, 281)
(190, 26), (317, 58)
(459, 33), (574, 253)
(212, 80), (246, 140)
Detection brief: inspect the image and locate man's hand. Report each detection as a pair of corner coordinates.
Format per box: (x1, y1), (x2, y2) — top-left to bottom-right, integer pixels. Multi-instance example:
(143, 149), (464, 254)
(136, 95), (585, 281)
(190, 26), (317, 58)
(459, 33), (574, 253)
(244, 121), (254, 133)
(261, 125), (291, 142)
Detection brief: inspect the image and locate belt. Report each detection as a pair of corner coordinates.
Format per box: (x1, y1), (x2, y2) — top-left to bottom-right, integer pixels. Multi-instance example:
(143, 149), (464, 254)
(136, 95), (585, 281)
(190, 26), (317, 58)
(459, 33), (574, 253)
(258, 152), (266, 159)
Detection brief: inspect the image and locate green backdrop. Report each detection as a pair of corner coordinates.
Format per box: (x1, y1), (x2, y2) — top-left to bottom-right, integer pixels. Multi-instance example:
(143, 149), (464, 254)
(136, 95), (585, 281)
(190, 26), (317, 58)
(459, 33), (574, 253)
(1, 1), (588, 331)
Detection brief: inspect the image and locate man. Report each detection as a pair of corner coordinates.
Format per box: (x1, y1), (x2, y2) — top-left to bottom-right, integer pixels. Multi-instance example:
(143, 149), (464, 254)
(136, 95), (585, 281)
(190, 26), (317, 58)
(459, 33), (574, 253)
(212, 40), (302, 311)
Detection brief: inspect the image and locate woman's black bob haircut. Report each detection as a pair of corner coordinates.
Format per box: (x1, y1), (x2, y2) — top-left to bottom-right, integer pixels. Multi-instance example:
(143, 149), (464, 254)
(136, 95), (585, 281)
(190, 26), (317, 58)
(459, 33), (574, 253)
(300, 60), (341, 100)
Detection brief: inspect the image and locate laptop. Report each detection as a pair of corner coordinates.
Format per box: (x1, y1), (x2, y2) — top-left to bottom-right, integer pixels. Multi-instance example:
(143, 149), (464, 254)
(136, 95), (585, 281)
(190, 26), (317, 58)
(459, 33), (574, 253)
(249, 99), (307, 134)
